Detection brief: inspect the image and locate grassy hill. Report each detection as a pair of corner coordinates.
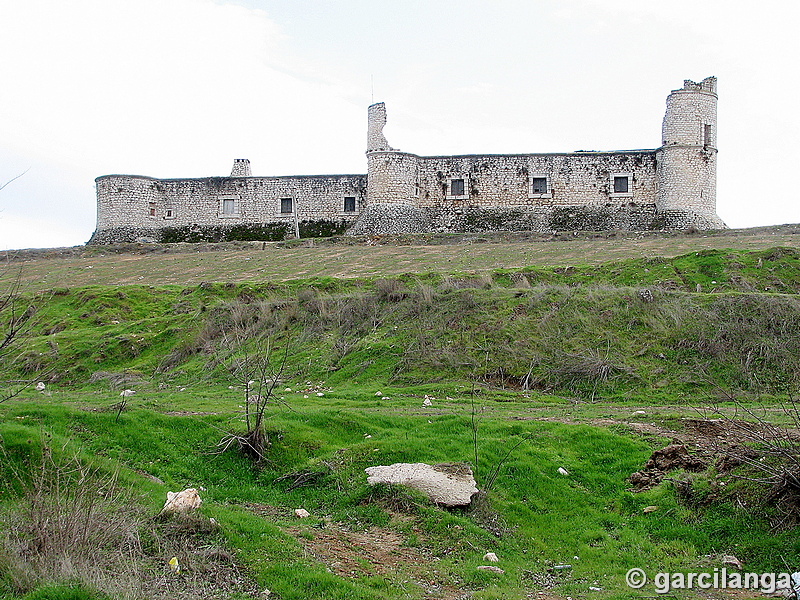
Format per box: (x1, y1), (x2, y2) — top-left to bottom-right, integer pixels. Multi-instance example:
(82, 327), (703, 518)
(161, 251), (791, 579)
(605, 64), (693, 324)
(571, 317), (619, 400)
(1, 226), (800, 600)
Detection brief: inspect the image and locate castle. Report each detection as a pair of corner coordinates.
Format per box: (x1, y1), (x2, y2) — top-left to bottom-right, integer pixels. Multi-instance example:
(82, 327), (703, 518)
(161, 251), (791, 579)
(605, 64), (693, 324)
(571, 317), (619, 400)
(89, 77), (724, 244)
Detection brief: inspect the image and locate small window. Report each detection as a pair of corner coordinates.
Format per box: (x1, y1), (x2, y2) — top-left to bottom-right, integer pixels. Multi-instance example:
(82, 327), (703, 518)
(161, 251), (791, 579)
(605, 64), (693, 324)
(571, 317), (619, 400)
(450, 178), (465, 196)
(280, 198), (293, 213)
(531, 177), (547, 194)
(343, 196), (356, 212)
(222, 199), (236, 215)
(148, 202), (156, 217)
(703, 124), (713, 148)
(613, 176), (629, 194)
(165, 209), (174, 219)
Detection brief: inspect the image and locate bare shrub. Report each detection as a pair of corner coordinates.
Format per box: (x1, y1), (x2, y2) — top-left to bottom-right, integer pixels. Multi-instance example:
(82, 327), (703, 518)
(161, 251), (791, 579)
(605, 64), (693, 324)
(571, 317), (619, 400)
(0, 442), (260, 599)
(549, 347), (632, 391)
(699, 392), (800, 526)
(214, 333), (291, 464)
(374, 278), (407, 302)
(510, 273), (531, 288)
(0, 442), (145, 598)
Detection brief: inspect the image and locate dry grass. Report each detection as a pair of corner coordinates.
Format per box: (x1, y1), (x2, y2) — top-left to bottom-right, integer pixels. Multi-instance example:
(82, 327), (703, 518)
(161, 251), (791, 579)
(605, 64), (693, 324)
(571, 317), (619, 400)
(0, 442), (259, 599)
(3, 226), (799, 292)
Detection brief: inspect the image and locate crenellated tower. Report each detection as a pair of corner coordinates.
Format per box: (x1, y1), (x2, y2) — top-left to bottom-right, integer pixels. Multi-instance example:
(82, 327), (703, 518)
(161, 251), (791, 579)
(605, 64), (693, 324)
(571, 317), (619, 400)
(656, 77), (724, 227)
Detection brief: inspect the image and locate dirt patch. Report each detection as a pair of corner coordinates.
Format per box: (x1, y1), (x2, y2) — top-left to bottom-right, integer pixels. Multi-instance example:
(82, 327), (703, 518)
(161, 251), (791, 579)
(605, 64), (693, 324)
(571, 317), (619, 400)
(285, 523), (467, 600)
(629, 443), (708, 490)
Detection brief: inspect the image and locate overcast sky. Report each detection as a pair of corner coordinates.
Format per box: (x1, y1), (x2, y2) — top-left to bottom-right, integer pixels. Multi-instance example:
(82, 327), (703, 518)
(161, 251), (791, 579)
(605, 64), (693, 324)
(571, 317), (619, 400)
(1, 0), (797, 250)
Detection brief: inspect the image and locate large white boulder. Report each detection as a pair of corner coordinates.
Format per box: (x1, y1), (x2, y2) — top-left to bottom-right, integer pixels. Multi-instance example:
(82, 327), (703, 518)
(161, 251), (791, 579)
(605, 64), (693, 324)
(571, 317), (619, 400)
(160, 488), (202, 514)
(365, 462), (478, 507)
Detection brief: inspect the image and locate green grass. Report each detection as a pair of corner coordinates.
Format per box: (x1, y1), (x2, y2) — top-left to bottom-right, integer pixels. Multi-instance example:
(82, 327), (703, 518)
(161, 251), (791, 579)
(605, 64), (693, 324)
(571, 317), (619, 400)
(2, 240), (800, 598)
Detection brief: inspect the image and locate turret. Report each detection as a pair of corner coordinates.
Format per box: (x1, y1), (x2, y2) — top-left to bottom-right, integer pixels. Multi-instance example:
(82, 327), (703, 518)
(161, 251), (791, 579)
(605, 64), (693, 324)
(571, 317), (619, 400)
(230, 158), (251, 177)
(656, 77), (724, 227)
(352, 103), (427, 234)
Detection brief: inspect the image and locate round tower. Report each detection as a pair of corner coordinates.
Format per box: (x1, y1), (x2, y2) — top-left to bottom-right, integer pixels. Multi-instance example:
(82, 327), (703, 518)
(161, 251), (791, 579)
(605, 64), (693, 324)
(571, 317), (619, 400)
(655, 77), (724, 227)
(351, 103), (427, 235)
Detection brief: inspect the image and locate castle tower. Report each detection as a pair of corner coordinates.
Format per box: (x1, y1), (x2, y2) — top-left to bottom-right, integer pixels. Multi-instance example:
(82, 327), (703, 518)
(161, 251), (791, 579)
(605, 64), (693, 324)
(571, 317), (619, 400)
(656, 77), (724, 227)
(352, 103), (427, 234)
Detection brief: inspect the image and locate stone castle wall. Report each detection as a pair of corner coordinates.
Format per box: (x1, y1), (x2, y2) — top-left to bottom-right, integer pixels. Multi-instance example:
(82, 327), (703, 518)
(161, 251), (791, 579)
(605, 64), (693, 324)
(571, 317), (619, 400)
(91, 173), (366, 244)
(90, 77), (724, 244)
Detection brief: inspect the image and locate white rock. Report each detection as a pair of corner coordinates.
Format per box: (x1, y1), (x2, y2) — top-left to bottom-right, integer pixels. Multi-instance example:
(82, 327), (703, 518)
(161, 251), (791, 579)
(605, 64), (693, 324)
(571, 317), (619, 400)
(316, 392), (324, 397)
(161, 488), (202, 514)
(374, 391), (383, 396)
(120, 389), (136, 397)
(557, 467), (569, 476)
(483, 552), (499, 562)
(365, 462), (478, 507)
(35, 382), (46, 391)
(294, 508), (310, 518)
(422, 399), (432, 406)
(364, 434), (372, 438)
(476, 565), (504, 574)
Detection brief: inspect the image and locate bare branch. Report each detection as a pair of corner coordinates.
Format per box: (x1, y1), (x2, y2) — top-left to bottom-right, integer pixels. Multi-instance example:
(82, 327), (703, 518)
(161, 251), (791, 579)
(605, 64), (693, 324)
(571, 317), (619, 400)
(0, 168), (30, 193)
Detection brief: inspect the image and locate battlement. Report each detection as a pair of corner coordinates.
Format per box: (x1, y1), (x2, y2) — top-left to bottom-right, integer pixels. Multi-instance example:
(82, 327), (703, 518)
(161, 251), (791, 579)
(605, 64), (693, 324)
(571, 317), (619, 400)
(680, 76), (717, 95)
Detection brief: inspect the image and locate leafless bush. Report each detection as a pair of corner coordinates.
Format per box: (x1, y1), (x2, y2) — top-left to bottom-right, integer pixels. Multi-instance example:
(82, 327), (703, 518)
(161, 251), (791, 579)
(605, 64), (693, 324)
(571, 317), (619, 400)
(214, 332), (291, 464)
(374, 278), (407, 302)
(0, 441), (259, 598)
(0, 441), (145, 597)
(549, 347), (632, 393)
(700, 391), (800, 526)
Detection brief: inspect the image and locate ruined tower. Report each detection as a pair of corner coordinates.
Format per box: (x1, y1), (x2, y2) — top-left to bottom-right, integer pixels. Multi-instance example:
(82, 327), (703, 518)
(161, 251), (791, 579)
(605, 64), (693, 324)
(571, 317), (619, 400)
(656, 77), (724, 228)
(353, 102), (428, 234)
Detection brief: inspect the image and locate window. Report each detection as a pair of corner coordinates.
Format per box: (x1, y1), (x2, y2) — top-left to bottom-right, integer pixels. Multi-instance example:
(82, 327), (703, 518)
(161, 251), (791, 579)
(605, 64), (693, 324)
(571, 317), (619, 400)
(703, 124), (713, 148)
(280, 198), (293, 213)
(609, 173), (633, 198)
(446, 176), (469, 199)
(218, 195), (240, 217)
(165, 208), (175, 219)
(343, 196), (356, 212)
(148, 202), (156, 217)
(528, 174), (552, 199)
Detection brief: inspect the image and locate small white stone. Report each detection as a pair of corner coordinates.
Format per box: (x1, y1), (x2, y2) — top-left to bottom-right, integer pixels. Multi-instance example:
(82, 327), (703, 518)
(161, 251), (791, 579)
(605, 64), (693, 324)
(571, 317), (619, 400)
(294, 508), (310, 518)
(557, 467), (569, 476)
(483, 552), (499, 562)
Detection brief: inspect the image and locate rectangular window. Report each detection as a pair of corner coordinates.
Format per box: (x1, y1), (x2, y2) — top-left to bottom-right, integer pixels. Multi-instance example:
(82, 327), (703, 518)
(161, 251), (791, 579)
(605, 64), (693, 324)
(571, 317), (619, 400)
(450, 178), (465, 196)
(343, 196), (356, 212)
(280, 198), (293, 213)
(148, 202), (156, 217)
(222, 199), (236, 215)
(703, 124), (713, 147)
(613, 176), (629, 194)
(165, 209), (174, 219)
(531, 177), (547, 194)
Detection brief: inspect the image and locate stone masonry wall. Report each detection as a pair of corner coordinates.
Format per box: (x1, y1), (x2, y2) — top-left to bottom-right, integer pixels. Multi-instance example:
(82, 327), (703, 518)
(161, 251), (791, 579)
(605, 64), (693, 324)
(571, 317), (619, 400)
(91, 77), (724, 243)
(92, 173), (366, 243)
